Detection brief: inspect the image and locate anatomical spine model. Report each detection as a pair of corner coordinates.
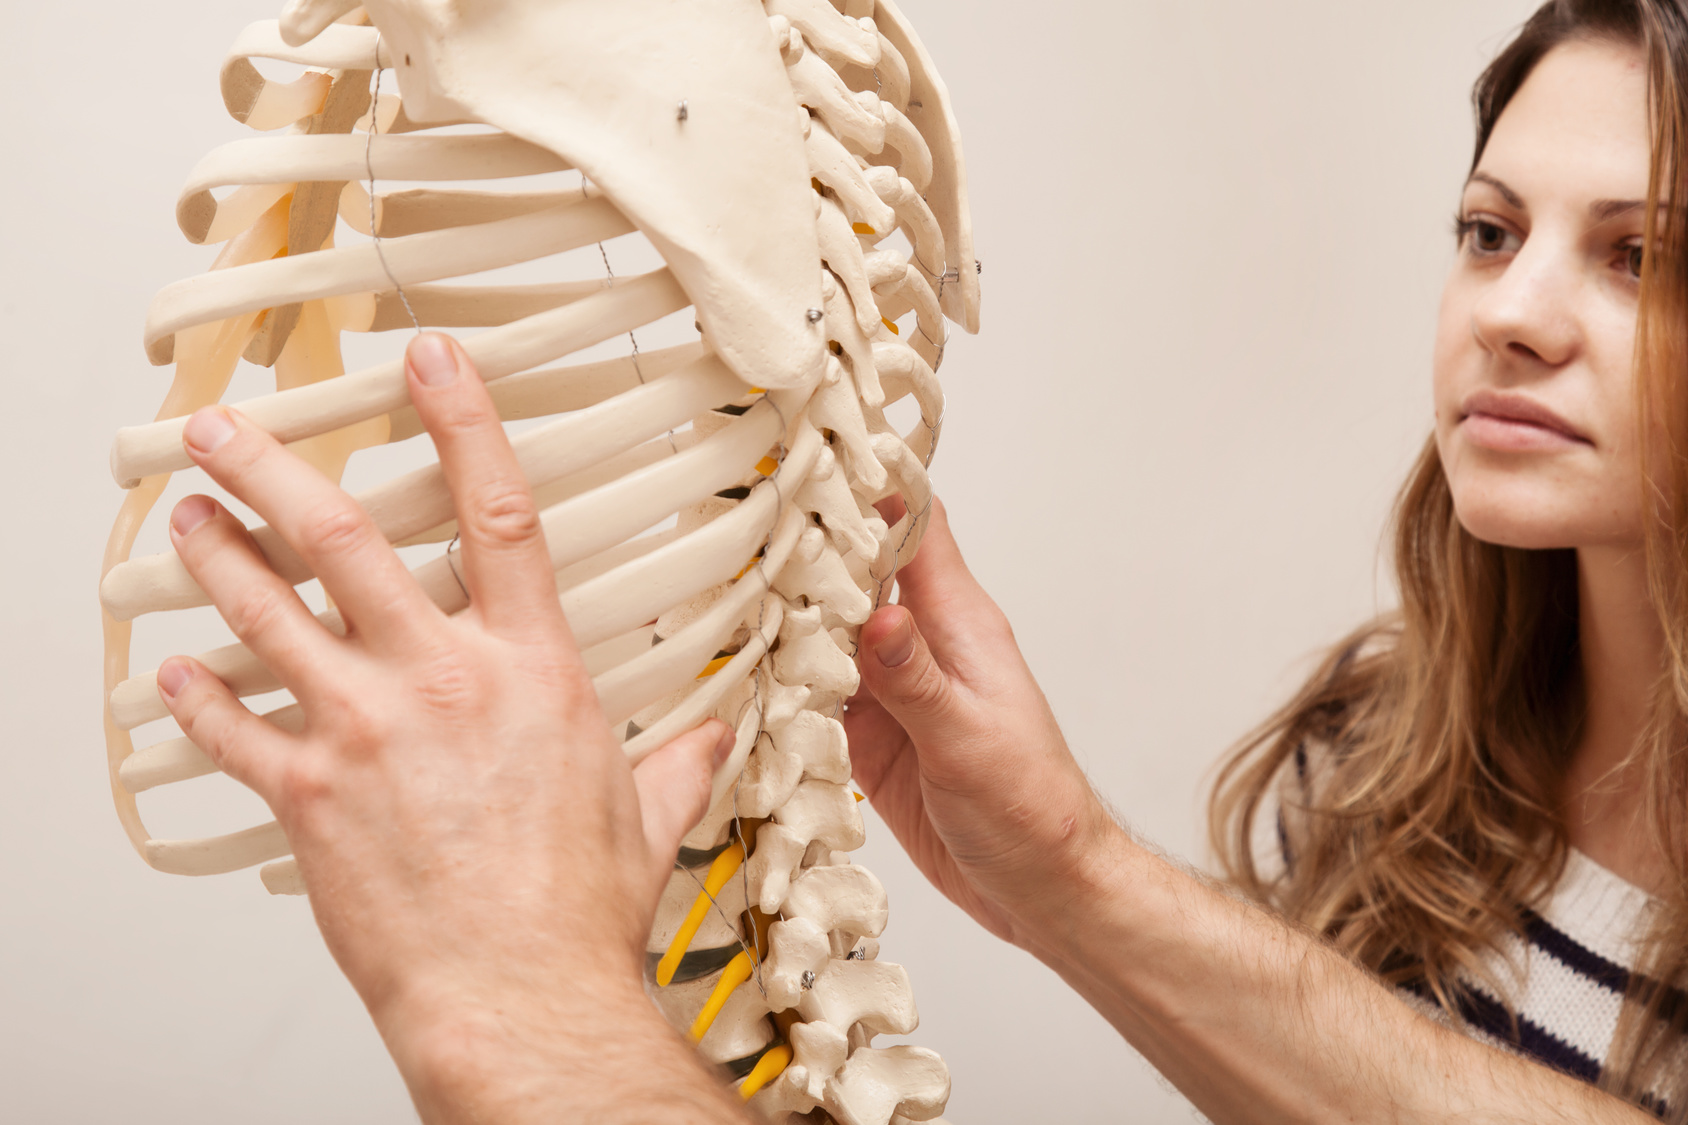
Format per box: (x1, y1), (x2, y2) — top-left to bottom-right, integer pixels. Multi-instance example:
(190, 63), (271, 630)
(99, 0), (977, 1120)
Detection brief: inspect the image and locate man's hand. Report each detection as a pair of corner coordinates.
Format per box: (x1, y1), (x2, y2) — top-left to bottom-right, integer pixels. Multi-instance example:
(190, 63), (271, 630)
(156, 333), (749, 1123)
(843, 497), (1117, 954)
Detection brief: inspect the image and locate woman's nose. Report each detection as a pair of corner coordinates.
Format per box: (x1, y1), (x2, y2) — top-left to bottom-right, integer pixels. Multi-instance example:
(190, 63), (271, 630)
(1468, 238), (1581, 369)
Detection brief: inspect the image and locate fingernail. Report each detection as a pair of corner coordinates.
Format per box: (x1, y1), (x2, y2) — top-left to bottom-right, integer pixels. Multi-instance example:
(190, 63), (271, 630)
(712, 723), (736, 767)
(183, 407), (235, 455)
(408, 334), (458, 386)
(157, 659), (191, 700)
(875, 610), (916, 669)
(170, 495), (217, 538)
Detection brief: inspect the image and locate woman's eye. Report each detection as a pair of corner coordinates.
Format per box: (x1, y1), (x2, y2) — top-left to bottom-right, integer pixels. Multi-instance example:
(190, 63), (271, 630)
(1626, 243), (1645, 280)
(1473, 222), (1508, 252)
(1456, 216), (1519, 257)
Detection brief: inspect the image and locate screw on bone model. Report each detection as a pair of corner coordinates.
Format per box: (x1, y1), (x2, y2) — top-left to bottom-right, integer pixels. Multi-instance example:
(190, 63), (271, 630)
(101, 0), (979, 1120)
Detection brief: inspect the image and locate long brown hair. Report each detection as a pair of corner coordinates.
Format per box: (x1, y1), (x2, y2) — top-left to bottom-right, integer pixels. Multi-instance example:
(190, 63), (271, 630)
(1209, 0), (1688, 1113)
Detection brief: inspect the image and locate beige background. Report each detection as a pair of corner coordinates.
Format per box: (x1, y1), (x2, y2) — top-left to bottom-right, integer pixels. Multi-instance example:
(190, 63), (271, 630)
(1, 0), (1542, 1120)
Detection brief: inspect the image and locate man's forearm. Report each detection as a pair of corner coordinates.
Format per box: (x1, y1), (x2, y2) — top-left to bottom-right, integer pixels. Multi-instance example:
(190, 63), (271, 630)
(1026, 824), (1649, 1125)
(385, 980), (752, 1125)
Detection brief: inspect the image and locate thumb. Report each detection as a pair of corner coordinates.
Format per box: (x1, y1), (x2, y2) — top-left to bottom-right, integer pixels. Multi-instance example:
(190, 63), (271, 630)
(857, 604), (966, 741)
(632, 719), (735, 875)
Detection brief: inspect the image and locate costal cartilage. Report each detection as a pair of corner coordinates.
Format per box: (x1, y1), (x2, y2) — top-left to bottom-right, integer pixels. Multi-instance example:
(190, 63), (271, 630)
(148, 192), (625, 363)
(112, 268), (689, 486)
(108, 401), (798, 728)
(103, 1), (977, 1120)
(102, 352), (743, 619)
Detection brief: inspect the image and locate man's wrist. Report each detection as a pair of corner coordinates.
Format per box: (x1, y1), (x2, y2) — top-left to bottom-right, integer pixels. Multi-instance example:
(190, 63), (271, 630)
(1011, 814), (1145, 969)
(1023, 820), (1271, 1037)
(392, 978), (626, 1086)
(380, 969), (730, 1124)
(1009, 811), (1238, 1024)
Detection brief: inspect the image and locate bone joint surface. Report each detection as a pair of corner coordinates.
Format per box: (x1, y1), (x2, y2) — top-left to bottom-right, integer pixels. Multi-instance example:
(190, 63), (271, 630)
(99, 1), (977, 1119)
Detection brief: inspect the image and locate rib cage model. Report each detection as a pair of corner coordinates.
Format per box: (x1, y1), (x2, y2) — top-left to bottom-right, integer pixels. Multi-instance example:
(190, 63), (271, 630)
(98, 0), (978, 1120)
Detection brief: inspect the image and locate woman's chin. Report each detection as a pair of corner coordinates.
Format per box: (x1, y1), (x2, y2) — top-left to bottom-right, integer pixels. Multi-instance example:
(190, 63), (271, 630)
(1450, 495), (1583, 551)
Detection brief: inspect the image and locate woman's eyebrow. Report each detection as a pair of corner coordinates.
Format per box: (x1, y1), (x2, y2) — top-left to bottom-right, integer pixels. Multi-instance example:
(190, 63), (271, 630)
(1589, 198), (1644, 222)
(1469, 172), (1647, 224)
(1467, 171), (1525, 209)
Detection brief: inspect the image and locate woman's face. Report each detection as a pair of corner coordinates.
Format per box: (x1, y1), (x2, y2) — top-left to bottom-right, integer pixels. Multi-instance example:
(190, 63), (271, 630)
(1434, 38), (1653, 552)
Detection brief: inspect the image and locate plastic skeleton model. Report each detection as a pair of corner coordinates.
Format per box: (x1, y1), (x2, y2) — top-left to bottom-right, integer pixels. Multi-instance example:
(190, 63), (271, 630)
(98, 0), (977, 1120)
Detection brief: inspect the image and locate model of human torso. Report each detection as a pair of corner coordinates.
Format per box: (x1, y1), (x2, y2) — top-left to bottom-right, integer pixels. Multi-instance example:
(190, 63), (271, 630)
(99, 2), (977, 1120)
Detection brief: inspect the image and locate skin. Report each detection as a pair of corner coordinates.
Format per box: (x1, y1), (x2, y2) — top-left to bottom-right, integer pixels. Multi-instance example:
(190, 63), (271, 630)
(836, 42), (1663, 1123)
(159, 333), (750, 1124)
(1432, 37), (1667, 890)
(159, 34), (1664, 1125)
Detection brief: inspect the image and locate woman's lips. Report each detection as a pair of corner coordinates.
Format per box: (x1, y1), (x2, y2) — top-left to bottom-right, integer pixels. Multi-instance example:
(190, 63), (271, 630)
(1462, 414), (1584, 451)
(1459, 389), (1590, 452)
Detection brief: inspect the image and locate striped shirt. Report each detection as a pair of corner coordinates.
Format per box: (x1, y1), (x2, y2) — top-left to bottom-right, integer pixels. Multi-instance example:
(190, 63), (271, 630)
(1273, 745), (1669, 1111)
(1395, 849), (1665, 1113)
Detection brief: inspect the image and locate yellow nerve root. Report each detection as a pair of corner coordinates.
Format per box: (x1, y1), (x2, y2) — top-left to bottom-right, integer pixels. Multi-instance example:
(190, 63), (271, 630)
(689, 949), (756, 1042)
(696, 654), (733, 680)
(881, 317), (900, 335)
(740, 1044), (795, 1100)
(656, 842), (746, 986)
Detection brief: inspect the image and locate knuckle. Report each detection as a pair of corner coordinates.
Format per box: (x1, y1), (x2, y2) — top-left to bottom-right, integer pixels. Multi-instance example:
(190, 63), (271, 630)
(412, 649), (481, 714)
(226, 583), (293, 642)
(341, 709), (389, 759)
(464, 482), (542, 548)
(299, 500), (372, 560)
(319, 694), (394, 760)
(278, 754), (334, 810)
(983, 603), (1016, 643)
(900, 655), (952, 714)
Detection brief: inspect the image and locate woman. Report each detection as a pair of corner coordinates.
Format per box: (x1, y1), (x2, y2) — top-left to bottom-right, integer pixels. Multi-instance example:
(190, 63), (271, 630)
(1207, 0), (1688, 1112)
(152, 0), (1688, 1120)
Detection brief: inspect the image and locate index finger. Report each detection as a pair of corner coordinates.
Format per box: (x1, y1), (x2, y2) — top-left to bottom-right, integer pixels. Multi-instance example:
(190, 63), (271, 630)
(181, 404), (442, 654)
(403, 333), (569, 640)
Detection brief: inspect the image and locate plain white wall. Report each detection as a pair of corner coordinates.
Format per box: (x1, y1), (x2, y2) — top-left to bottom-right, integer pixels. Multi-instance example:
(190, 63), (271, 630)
(1, 1), (1543, 1120)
